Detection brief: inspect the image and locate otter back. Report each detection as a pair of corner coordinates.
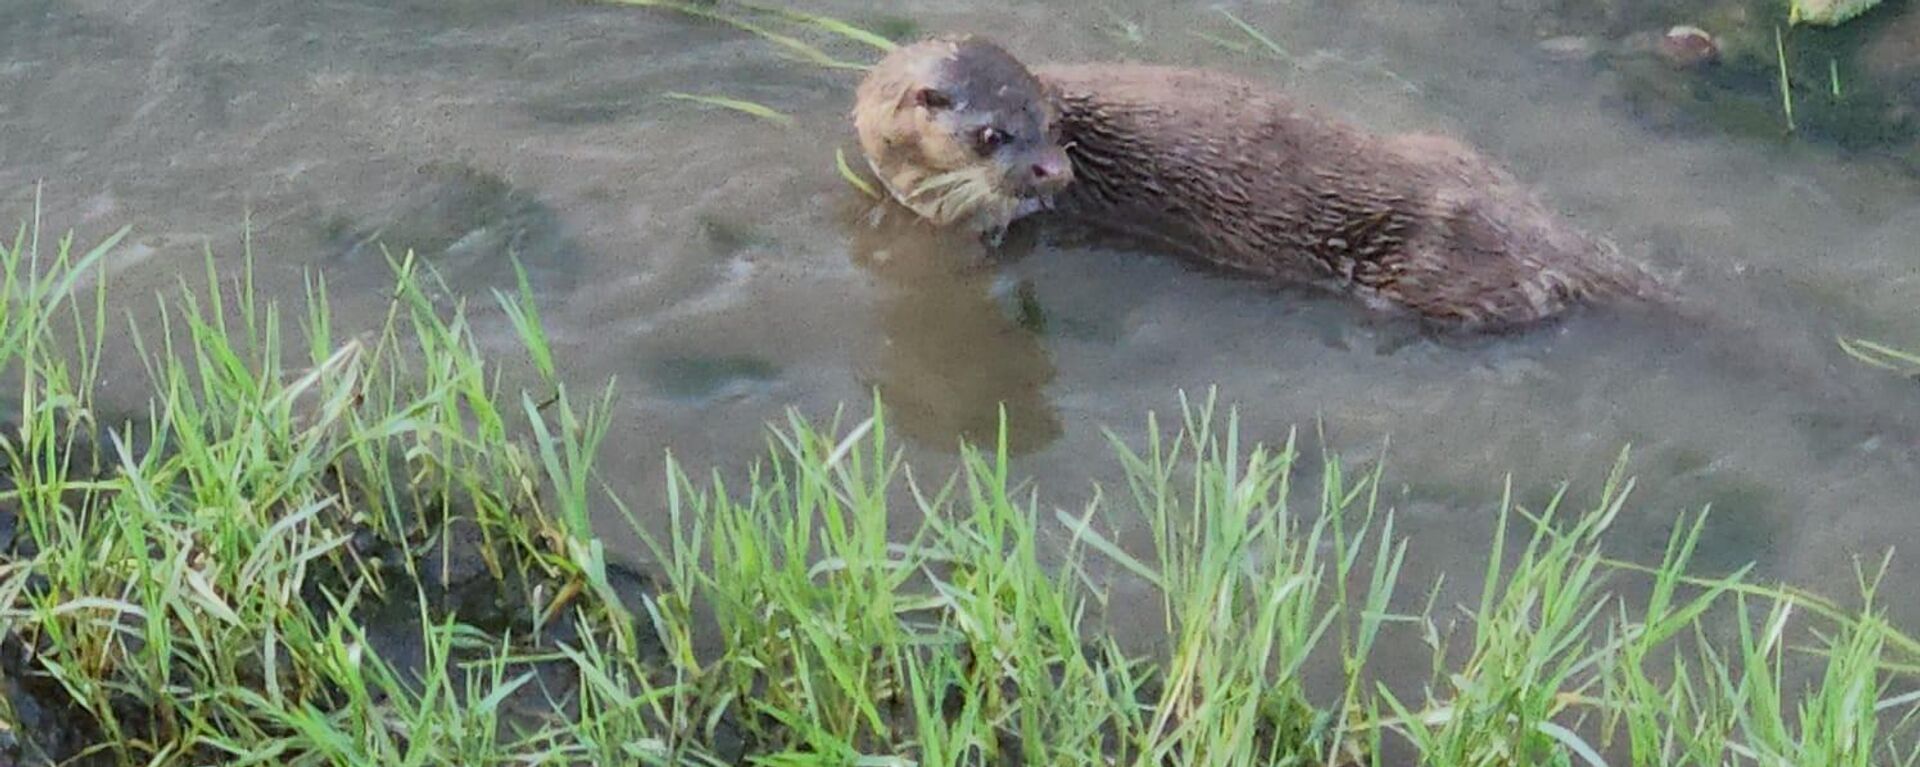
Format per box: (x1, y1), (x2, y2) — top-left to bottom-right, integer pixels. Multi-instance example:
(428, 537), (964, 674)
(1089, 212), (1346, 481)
(1033, 63), (1665, 330)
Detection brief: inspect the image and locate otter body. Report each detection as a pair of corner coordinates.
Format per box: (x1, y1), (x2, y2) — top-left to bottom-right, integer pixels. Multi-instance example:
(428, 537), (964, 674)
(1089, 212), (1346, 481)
(853, 36), (1666, 330)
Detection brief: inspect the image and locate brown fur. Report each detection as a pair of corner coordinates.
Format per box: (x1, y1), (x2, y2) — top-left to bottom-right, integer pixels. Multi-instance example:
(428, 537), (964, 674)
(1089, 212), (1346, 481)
(853, 36), (1670, 331)
(853, 37), (1070, 234)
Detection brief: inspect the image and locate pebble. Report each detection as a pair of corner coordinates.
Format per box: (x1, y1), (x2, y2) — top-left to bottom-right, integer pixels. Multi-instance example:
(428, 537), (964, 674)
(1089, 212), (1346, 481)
(1657, 25), (1719, 69)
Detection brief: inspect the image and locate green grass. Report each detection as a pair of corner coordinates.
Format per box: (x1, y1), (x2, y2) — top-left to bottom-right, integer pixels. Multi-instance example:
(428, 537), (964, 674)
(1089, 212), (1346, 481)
(601, 0), (873, 71)
(835, 148), (881, 200)
(661, 92), (796, 127)
(1839, 335), (1920, 377)
(0, 208), (1916, 765)
(1776, 25), (1799, 134)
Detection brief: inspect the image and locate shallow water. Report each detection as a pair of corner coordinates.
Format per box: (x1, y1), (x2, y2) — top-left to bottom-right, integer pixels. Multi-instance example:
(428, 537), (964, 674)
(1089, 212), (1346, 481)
(4, 0), (1918, 645)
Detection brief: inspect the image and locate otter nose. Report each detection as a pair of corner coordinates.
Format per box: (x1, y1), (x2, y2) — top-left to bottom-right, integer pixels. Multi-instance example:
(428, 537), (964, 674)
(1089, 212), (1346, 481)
(1030, 157), (1066, 180)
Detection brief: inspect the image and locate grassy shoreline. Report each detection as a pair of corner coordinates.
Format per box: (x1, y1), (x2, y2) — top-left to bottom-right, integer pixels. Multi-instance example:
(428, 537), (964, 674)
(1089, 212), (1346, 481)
(0, 215), (1914, 765)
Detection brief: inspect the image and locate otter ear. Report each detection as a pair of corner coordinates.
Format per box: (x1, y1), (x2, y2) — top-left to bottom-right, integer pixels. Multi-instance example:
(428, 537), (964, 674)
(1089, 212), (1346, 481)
(912, 87), (953, 111)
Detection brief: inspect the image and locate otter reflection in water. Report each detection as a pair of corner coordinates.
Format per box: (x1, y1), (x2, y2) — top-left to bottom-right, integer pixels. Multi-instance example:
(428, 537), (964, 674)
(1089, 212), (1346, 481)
(841, 197), (1062, 456)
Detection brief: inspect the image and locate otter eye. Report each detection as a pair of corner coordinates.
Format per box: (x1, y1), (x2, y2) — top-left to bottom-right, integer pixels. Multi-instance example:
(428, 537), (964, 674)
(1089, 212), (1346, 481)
(974, 126), (1012, 154)
(913, 88), (952, 110)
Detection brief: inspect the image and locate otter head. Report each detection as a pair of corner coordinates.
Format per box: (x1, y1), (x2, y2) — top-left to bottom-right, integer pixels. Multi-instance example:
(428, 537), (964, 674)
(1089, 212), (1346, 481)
(852, 35), (1073, 235)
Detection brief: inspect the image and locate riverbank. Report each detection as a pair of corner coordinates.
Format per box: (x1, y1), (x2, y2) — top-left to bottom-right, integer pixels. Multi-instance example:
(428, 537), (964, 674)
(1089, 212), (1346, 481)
(0, 217), (1913, 765)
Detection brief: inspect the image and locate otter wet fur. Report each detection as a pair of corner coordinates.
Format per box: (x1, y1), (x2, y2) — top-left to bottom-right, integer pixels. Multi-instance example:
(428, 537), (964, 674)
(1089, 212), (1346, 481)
(851, 34), (1670, 332)
(853, 36), (1074, 237)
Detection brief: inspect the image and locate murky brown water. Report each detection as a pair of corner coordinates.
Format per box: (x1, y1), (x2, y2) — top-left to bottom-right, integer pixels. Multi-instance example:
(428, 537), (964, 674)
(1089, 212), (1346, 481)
(4, 0), (1918, 639)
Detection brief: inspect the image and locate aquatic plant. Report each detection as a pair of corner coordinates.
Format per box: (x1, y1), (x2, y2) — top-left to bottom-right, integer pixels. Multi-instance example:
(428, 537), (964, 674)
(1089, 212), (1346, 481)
(835, 148), (881, 199)
(661, 91), (795, 126)
(1840, 336), (1920, 378)
(601, 0), (879, 70)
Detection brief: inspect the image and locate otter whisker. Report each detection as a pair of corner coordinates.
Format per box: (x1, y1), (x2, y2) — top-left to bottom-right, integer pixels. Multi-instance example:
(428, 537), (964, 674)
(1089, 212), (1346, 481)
(909, 167), (1006, 227)
(907, 168), (982, 202)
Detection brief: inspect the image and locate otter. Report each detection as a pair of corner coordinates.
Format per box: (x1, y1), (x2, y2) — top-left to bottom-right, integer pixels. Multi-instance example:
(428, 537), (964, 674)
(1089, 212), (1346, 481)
(851, 35), (1668, 331)
(845, 34), (1920, 477)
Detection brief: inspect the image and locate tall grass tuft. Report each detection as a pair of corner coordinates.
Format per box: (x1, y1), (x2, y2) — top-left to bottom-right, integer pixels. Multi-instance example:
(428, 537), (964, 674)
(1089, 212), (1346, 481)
(0, 208), (1915, 765)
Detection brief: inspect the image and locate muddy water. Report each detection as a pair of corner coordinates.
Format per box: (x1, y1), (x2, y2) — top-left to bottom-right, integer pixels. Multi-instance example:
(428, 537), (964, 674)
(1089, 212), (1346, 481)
(4, 0), (1918, 648)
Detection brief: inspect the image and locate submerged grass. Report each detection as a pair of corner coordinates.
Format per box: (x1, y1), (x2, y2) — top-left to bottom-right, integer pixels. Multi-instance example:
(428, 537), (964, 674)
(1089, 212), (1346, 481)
(600, 0), (874, 71)
(1839, 335), (1920, 377)
(0, 206), (1915, 765)
(661, 92), (796, 127)
(1776, 25), (1799, 134)
(835, 148), (881, 200)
